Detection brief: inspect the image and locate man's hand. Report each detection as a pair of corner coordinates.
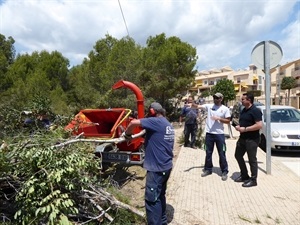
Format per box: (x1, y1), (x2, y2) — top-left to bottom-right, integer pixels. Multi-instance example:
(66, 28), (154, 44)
(211, 115), (220, 122)
(235, 125), (246, 133)
(121, 132), (132, 141)
(179, 122), (182, 127)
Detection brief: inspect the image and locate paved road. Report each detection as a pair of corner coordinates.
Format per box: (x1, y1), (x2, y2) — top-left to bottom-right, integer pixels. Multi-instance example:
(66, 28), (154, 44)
(270, 151), (300, 177)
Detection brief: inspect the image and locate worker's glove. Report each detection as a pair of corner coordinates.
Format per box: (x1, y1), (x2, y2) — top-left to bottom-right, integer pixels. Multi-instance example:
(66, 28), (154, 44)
(179, 122), (182, 128)
(121, 132), (132, 141)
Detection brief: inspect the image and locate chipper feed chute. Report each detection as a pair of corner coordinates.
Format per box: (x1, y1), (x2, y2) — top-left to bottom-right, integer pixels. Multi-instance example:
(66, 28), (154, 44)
(62, 80), (146, 166)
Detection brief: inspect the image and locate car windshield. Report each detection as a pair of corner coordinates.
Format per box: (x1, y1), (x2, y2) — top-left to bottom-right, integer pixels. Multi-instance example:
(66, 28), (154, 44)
(263, 108), (300, 123)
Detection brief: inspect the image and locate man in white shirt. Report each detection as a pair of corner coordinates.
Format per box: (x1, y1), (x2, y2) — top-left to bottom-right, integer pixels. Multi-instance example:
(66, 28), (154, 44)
(192, 93), (231, 181)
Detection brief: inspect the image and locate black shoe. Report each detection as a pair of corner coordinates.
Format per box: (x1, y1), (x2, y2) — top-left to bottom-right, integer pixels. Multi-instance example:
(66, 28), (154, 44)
(191, 145), (197, 149)
(242, 180), (257, 187)
(201, 170), (212, 177)
(234, 176), (250, 183)
(221, 172), (228, 181)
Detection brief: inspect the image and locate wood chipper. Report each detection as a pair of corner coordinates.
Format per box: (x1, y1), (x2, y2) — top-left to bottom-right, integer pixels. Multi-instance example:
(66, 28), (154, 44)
(58, 80), (146, 166)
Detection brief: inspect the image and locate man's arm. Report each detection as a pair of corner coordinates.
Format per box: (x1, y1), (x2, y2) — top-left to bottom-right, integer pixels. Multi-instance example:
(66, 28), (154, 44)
(210, 116), (231, 124)
(211, 107), (231, 124)
(124, 119), (141, 135)
(245, 121), (263, 131)
(236, 121), (262, 133)
(179, 107), (187, 127)
(186, 103), (205, 109)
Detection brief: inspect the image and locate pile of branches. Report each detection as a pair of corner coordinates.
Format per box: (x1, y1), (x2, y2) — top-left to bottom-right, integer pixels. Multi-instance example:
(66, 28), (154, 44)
(0, 128), (145, 224)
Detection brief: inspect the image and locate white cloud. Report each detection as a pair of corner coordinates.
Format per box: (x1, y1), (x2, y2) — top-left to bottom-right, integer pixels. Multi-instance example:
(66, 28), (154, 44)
(0, 0), (299, 70)
(280, 20), (300, 64)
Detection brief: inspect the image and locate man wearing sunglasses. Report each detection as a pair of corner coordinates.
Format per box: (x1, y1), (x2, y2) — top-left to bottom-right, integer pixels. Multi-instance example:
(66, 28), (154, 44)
(189, 93), (231, 181)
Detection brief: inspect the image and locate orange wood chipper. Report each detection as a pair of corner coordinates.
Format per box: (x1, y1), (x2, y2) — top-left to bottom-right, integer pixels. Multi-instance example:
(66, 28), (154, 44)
(57, 80), (146, 166)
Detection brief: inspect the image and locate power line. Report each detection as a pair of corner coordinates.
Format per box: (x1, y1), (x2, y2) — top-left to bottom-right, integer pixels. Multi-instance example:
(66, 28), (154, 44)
(118, 0), (130, 37)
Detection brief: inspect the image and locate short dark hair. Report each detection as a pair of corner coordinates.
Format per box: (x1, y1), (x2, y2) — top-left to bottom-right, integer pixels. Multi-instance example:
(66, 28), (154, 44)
(243, 92), (254, 104)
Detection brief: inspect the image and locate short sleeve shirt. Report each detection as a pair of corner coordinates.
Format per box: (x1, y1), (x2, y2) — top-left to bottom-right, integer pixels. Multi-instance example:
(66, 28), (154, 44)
(140, 117), (174, 172)
(181, 107), (199, 125)
(239, 105), (262, 139)
(203, 104), (231, 134)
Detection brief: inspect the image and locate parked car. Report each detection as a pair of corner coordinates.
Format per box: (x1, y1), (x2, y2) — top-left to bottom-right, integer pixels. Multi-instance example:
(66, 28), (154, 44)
(231, 101), (264, 127)
(257, 105), (300, 152)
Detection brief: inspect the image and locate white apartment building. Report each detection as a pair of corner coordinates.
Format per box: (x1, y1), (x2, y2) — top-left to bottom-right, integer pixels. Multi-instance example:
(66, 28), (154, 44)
(191, 58), (300, 108)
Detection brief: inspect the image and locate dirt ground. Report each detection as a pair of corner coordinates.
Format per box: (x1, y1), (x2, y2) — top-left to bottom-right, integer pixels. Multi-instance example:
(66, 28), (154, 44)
(114, 126), (182, 211)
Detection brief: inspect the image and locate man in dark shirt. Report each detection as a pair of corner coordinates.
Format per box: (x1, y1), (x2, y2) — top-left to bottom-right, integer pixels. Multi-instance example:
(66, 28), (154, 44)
(123, 102), (174, 225)
(234, 93), (262, 187)
(179, 96), (199, 149)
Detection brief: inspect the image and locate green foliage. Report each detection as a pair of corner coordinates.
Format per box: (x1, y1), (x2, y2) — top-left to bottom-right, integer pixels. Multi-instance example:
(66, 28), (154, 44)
(211, 79), (236, 106)
(195, 115), (206, 148)
(0, 101), (25, 139)
(0, 34), (15, 92)
(201, 90), (211, 98)
(140, 33), (198, 104)
(0, 32), (199, 117)
(0, 108), (145, 224)
(0, 123), (107, 224)
(66, 64), (102, 111)
(281, 76), (297, 90)
(110, 208), (145, 225)
(13, 143), (98, 224)
(281, 76), (297, 105)
(0, 34), (15, 64)
(1, 50), (70, 114)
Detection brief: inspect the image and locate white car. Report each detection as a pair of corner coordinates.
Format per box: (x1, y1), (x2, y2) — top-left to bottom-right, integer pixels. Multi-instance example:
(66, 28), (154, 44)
(256, 105), (300, 152)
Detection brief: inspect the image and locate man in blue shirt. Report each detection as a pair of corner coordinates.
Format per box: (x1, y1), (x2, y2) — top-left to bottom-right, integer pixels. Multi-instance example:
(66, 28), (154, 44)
(179, 96), (199, 149)
(123, 102), (174, 225)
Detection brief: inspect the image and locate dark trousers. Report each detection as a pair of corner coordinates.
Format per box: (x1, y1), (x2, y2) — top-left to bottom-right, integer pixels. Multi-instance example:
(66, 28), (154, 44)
(184, 123), (198, 147)
(204, 133), (228, 173)
(145, 169), (172, 225)
(234, 137), (260, 180)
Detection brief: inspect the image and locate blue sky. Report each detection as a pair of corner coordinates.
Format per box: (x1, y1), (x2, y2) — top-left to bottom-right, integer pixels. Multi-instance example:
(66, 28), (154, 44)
(0, 0), (299, 71)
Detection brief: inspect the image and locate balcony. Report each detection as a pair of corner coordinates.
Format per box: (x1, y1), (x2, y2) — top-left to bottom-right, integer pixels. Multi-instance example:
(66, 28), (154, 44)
(195, 80), (203, 86)
(291, 68), (300, 79)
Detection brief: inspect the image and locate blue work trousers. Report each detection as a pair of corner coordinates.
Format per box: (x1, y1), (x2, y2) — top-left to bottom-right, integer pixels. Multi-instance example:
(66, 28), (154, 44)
(145, 169), (172, 225)
(204, 133), (228, 173)
(184, 123), (198, 147)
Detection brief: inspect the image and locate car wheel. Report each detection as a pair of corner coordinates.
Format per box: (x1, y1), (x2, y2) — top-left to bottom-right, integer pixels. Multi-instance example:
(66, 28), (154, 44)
(259, 134), (266, 151)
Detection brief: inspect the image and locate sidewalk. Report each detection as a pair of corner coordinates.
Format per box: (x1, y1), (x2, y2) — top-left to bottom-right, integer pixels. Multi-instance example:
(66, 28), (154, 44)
(166, 125), (300, 225)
